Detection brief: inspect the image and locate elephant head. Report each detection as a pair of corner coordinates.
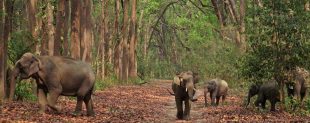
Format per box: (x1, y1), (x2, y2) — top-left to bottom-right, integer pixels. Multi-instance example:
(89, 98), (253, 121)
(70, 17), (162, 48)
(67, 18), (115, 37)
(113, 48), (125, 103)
(9, 53), (41, 101)
(175, 71), (198, 102)
(205, 80), (217, 93)
(246, 83), (261, 107)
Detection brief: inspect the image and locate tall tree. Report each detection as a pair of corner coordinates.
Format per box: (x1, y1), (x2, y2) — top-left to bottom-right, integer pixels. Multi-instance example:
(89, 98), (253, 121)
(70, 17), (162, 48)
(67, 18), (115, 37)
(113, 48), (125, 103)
(26, 0), (40, 54)
(113, 0), (120, 78)
(70, 0), (81, 59)
(54, 0), (66, 56)
(0, 0), (5, 101)
(120, 0), (129, 80)
(63, 0), (70, 56)
(81, 0), (93, 63)
(128, 0), (137, 78)
(47, 0), (55, 56)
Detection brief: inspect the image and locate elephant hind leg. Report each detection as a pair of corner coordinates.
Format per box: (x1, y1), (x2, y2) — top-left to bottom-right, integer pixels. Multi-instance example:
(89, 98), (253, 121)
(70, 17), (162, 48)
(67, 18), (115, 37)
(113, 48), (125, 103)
(72, 96), (84, 116)
(84, 90), (95, 116)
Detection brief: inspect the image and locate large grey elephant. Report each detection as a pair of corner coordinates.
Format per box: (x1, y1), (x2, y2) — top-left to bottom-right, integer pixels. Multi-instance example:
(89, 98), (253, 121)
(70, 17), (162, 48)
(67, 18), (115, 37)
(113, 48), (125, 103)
(289, 67), (309, 103)
(169, 71), (199, 120)
(204, 78), (228, 106)
(9, 53), (96, 116)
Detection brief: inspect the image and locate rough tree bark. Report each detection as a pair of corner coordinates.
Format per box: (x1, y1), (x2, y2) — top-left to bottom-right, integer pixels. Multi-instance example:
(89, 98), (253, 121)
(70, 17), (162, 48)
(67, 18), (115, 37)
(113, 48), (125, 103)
(120, 0), (130, 80)
(26, 0), (40, 54)
(129, 0), (137, 78)
(113, 0), (120, 79)
(54, 0), (66, 56)
(70, 0), (81, 60)
(0, 0), (5, 101)
(81, 0), (93, 63)
(47, 0), (55, 56)
(63, 0), (70, 56)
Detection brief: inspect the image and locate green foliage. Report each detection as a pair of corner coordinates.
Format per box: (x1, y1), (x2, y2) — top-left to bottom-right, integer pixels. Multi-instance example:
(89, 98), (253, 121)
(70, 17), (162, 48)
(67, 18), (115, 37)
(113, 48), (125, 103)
(14, 80), (37, 101)
(240, 0), (310, 84)
(137, 1), (241, 88)
(8, 30), (34, 63)
(95, 75), (119, 91)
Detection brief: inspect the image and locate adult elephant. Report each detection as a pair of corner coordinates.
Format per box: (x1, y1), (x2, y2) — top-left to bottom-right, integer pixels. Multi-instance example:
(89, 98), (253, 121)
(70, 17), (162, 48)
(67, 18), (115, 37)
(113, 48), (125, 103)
(286, 67), (309, 103)
(9, 53), (95, 116)
(169, 71), (199, 120)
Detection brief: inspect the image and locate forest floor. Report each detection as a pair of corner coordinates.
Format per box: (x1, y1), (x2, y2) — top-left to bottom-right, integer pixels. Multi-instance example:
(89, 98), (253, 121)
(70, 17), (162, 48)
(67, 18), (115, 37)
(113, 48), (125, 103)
(1, 80), (310, 123)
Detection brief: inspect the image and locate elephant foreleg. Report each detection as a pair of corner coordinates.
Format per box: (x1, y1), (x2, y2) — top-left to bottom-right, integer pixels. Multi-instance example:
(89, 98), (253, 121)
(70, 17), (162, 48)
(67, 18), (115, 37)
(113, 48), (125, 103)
(37, 88), (47, 113)
(204, 91), (207, 107)
(216, 96), (220, 106)
(47, 90), (61, 113)
(183, 100), (191, 120)
(211, 92), (217, 106)
(175, 98), (183, 120)
(84, 91), (95, 116)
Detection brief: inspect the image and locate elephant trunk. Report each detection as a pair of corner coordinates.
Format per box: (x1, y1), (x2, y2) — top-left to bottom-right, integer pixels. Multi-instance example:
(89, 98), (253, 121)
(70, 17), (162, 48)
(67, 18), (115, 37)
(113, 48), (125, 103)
(246, 93), (251, 107)
(186, 82), (197, 102)
(8, 67), (19, 101)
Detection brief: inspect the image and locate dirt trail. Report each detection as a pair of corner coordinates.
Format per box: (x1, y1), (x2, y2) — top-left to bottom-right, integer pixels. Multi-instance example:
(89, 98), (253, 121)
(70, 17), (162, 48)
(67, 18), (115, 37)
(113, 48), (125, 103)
(1, 80), (310, 122)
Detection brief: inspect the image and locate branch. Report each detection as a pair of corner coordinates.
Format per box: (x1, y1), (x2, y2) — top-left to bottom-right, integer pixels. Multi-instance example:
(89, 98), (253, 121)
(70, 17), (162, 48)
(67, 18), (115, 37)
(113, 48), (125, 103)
(188, 0), (207, 15)
(147, 0), (179, 50)
(173, 28), (191, 52)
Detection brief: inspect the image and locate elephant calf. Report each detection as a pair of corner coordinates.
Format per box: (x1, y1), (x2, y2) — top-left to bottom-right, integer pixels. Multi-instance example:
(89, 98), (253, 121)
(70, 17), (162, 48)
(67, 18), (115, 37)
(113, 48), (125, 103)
(253, 81), (280, 111)
(9, 53), (96, 116)
(246, 83), (261, 107)
(169, 71), (199, 120)
(204, 78), (228, 106)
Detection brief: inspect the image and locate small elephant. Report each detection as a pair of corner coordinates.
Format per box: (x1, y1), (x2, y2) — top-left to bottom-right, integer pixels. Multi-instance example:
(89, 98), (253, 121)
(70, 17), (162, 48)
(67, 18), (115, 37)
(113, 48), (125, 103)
(254, 80), (280, 111)
(204, 78), (228, 106)
(246, 83), (261, 107)
(169, 71), (198, 120)
(9, 53), (96, 116)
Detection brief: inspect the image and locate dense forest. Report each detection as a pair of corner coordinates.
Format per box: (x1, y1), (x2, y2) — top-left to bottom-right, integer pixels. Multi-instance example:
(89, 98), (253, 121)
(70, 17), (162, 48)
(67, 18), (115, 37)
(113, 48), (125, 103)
(0, 0), (310, 122)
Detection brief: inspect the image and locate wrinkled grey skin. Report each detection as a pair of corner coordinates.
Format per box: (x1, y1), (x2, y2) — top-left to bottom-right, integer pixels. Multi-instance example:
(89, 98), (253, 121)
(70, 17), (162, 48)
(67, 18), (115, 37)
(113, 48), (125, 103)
(170, 71), (199, 120)
(254, 81), (280, 111)
(246, 83), (261, 107)
(289, 76), (308, 102)
(9, 53), (95, 116)
(204, 78), (228, 106)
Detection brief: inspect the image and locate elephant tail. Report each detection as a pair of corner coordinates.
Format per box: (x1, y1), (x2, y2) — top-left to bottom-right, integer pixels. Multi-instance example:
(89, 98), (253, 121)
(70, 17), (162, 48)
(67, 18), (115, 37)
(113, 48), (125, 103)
(167, 88), (175, 96)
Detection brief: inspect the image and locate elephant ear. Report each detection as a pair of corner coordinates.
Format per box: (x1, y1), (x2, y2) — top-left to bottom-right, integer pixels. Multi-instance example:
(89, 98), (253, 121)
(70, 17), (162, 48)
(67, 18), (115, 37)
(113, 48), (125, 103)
(173, 76), (181, 86)
(28, 56), (41, 76)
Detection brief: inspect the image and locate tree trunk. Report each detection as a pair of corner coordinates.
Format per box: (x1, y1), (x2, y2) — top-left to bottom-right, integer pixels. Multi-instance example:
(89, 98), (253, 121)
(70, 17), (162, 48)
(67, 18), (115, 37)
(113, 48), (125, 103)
(54, 0), (66, 56)
(70, 0), (81, 60)
(238, 0), (246, 50)
(113, 0), (120, 79)
(0, 0), (5, 101)
(81, 0), (93, 63)
(120, 0), (129, 81)
(128, 0), (137, 78)
(47, 0), (55, 56)
(2, 0), (13, 99)
(63, 0), (70, 56)
(100, 0), (107, 79)
(26, 0), (40, 54)
(211, 0), (225, 38)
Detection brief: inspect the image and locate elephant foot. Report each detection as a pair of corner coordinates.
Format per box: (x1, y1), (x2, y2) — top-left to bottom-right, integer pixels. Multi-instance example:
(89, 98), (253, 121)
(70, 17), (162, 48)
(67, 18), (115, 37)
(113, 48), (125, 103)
(87, 111), (95, 117)
(72, 111), (82, 116)
(183, 115), (190, 120)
